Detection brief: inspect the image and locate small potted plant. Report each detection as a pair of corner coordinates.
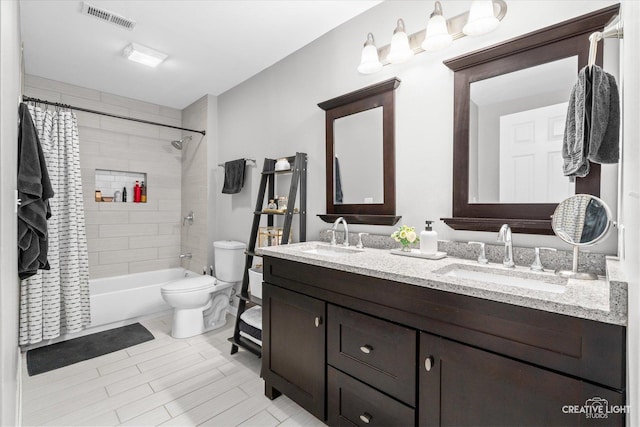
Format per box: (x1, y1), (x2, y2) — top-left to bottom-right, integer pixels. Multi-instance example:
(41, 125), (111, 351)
(391, 225), (419, 252)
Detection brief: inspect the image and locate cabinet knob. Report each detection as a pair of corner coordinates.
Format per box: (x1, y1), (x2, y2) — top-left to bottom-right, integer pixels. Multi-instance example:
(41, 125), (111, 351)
(424, 356), (434, 372)
(359, 413), (372, 424)
(314, 316), (322, 328)
(359, 345), (373, 354)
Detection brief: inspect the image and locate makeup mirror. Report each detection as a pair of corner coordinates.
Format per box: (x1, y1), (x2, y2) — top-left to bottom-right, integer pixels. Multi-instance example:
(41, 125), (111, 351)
(551, 194), (612, 279)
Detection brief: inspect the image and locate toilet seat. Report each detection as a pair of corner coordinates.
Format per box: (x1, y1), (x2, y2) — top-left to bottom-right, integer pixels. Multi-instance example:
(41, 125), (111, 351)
(162, 276), (216, 294)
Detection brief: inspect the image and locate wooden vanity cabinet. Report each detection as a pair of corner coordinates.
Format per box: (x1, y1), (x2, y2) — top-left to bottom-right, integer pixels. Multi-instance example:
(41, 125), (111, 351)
(419, 332), (624, 426)
(262, 283), (326, 420)
(261, 256), (626, 426)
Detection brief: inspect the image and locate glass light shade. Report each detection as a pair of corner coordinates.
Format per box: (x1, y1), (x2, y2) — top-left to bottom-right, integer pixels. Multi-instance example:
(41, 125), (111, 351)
(123, 43), (168, 68)
(463, 0), (499, 36)
(357, 33), (383, 74)
(386, 19), (413, 64)
(422, 14), (452, 51)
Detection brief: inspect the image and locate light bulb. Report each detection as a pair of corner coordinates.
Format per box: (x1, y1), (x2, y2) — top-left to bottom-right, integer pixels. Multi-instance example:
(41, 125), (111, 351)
(422, 1), (452, 51)
(386, 19), (413, 64)
(357, 33), (383, 74)
(463, 0), (499, 36)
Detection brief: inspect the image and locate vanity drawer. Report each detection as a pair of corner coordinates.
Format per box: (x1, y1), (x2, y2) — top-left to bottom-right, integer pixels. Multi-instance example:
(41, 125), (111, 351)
(328, 366), (414, 427)
(328, 304), (416, 406)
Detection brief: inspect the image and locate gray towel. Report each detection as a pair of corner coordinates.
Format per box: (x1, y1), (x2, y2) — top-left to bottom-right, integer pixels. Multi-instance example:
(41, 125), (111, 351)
(18, 103), (54, 280)
(563, 67), (590, 178)
(563, 65), (620, 179)
(221, 159), (246, 194)
(588, 66), (620, 164)
(334, 157), (343, 204)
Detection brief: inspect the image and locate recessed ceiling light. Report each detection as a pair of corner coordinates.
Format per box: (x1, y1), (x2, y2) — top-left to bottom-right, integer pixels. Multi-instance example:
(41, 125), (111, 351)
(123, 43), (167, 68)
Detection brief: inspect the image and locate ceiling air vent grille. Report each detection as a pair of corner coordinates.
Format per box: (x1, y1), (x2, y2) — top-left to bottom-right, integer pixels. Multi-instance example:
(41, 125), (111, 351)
(81, 2), (136, 30)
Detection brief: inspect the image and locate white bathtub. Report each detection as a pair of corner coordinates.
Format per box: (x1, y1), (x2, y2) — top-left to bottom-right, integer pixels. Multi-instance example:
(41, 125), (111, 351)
(90, 268), (202, 327)
(24, 268), (204, 350)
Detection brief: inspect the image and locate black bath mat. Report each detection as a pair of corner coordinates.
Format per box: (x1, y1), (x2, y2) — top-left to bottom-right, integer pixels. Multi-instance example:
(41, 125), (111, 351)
(26, 322), (154, 376)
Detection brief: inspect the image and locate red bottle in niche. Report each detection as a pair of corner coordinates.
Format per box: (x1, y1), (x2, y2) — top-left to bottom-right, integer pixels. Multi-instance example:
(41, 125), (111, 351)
(133, 181), (141, 203)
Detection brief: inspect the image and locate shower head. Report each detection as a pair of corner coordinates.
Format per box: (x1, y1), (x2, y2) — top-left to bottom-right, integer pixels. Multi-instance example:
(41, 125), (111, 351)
(171, 135), (192, 150)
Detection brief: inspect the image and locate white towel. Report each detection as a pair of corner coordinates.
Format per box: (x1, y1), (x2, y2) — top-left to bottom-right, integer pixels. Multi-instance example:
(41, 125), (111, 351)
(240, 306), (262, 330)
(240, 331), (262, 346)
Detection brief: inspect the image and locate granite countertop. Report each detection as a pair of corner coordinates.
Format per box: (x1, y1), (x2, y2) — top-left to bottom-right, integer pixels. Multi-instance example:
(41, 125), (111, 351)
(257, 242), (628, 326)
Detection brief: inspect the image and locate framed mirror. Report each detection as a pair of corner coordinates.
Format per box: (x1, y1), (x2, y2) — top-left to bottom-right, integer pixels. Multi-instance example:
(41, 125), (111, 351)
(318, 78), (401, 225)
(442, 5), (619, 234)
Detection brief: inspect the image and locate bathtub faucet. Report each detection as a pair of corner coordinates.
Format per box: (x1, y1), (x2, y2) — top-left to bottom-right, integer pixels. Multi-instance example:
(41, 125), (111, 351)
(179, 253), (192, 259)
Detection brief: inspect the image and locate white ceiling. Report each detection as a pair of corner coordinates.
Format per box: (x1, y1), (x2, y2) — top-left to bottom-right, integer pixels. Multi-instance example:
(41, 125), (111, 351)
(20, 0), (381, 109)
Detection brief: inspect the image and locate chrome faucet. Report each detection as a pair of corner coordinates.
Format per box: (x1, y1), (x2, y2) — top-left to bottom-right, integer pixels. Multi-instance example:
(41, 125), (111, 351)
(497, 224), (515, 268)
(332, 217), (349, 247)
(179, 253), (192, 259)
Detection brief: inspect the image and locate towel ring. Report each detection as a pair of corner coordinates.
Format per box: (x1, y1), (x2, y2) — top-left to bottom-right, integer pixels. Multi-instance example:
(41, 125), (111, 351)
(587, 32), (602, 68)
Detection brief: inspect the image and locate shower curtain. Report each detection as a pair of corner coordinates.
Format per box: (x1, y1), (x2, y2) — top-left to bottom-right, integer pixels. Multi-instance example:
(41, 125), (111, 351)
(19, 104), (90, 345)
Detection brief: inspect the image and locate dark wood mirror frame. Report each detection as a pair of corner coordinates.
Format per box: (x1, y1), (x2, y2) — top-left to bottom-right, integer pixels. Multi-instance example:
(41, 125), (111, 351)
(441, 5), (619, 235)
(318, 78), (401, 226)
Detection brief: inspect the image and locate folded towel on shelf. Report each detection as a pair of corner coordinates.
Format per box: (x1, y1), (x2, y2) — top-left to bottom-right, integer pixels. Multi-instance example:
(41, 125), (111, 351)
(239, 306), (262, 346)
(240, 306), (262, 330)
(239, 319), (262, 342)
(240, 331), (262, 346)
(221, 158), (246, 194)
(17, 103), (54, 280)
(563, 65), (620, 179)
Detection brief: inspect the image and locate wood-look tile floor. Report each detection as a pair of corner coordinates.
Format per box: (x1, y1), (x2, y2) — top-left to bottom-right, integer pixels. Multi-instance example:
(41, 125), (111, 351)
(21, 314), (326, 427)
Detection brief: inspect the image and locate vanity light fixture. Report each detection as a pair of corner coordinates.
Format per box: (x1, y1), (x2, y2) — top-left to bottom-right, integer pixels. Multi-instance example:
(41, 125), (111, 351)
(463, 0), (500, 36)
(422, 1), (453, 51)
(357, 33), (383, 74)
(358, 0), (507, 74)
(123, 43), (168, 68)
(386, 19), (414, 64)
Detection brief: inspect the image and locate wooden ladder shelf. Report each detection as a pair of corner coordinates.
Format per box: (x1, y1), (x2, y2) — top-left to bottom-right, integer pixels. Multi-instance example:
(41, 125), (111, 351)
(228, 152), (307, 356)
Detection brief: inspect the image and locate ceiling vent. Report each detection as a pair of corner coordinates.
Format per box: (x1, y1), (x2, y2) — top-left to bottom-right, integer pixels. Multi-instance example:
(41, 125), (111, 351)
(81, 2), (136, 30)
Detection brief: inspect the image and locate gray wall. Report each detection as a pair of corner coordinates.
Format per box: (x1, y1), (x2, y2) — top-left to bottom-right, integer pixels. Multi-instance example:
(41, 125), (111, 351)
(23, 76), (183, 279)
(0, 1), (21, 423)
(215, 0), (619, 253)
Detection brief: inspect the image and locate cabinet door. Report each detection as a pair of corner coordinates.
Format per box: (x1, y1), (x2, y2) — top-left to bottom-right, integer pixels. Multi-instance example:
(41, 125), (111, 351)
(262, 283), (326, 420)
(419, 332), (624, 427)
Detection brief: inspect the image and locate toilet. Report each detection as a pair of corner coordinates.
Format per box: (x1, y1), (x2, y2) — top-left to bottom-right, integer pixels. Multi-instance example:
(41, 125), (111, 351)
(161, 240), (245, 338)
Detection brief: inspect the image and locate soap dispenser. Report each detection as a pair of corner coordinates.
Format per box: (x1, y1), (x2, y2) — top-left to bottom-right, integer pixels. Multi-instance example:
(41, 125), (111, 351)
(420, 221), (438, 255)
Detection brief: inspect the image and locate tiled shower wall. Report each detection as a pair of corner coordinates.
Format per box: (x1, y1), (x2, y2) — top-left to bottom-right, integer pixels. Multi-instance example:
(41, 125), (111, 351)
(24, 75), (182, 279)
(180, 96), (209, 273)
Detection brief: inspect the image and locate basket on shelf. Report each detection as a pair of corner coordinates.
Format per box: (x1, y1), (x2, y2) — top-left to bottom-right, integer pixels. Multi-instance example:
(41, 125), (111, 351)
(258, 226), (293, 248)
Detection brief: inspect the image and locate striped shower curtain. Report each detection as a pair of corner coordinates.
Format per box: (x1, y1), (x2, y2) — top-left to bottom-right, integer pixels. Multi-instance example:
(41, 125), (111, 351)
(19, 104), (90, 345)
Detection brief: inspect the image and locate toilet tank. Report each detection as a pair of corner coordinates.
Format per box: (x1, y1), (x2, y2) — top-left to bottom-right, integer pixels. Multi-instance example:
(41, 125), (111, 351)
(213, 240), (246, 282)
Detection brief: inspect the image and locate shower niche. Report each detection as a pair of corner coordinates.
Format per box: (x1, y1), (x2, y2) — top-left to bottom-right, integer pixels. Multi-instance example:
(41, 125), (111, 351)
(94, 169), (147, 203)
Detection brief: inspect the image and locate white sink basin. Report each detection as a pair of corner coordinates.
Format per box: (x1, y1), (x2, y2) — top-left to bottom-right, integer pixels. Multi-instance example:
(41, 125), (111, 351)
(301, 244), (364, 258)
(443, 268), (566, 294)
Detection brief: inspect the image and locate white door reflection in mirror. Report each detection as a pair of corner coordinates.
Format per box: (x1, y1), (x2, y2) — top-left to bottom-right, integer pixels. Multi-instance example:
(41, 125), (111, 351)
(499, 103), (575, 203)
(333, 107), (384, 204)
(469, 56), (578, 204)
